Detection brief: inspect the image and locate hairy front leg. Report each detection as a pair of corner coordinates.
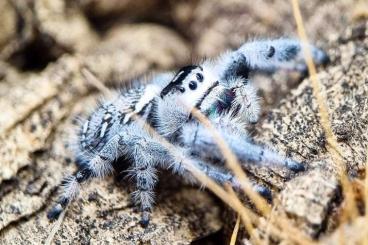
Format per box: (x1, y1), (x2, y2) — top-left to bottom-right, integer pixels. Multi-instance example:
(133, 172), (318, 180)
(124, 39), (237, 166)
(205, 38), (329, 80)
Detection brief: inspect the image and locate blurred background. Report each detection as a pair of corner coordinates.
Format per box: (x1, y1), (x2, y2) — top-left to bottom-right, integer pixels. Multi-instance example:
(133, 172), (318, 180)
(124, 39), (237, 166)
(0, 0), (363, 71)
(0, 0), (367, 115)
(1, 0), (365, 117)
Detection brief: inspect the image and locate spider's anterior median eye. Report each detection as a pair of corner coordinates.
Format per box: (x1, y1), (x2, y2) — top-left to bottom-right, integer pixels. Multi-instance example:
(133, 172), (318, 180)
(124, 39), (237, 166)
(196, 73), (203, 82)
(189, 81), (197, 90)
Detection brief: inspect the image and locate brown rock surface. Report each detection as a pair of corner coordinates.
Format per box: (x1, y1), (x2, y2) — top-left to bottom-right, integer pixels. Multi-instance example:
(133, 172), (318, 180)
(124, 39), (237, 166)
(233, 23), (368, 243)
(171, 0), (355, 57)
(0, 0), (17, 51)
(75, 0), (162, 19)
(0, 0), (97, 70)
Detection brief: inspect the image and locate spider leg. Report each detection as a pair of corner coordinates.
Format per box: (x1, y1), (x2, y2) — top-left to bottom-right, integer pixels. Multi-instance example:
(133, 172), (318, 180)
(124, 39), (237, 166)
(47, 133), (123, 220)
(122, 125), (273, 227)
(118, 124), (169, 227)
(121, 127), (262, 226)
(206, 38), (329, 80)
(128, 162), (158, 227)
(126, 147), (161, 227)
(180, 121), (305, 172)
(165, 149), (273, 201)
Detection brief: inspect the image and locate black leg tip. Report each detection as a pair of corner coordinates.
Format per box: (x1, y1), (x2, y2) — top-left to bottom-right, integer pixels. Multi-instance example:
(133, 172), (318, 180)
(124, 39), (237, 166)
(140, 211), (150, 228)
(320, 53), (330, 66)
(294, 62), (308, 76)
(286, 160), (306, 172)
(313, 49), (330, 67)
(249, 119), (258, 125)
(256, 186), (273, 203)
(75, 156), (88, 168)
(140, 218), (150, 228)
(47, 204), (63, 221)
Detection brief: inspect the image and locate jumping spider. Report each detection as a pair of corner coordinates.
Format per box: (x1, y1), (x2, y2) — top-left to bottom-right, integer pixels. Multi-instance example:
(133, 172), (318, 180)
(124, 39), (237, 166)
(48, 38), (329, 227)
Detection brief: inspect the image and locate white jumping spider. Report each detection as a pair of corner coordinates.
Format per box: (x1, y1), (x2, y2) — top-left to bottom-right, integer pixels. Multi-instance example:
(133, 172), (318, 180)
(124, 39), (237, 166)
(48, 38), (329, 227)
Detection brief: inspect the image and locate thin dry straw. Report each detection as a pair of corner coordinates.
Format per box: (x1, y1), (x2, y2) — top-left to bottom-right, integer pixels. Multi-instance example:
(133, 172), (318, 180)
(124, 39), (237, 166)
(229, 214), (241, 245)
(263, 204), (277, 244)
(132, 111), (265, 240)
(190, 107), (317, 244)
(190, 107), (270, 215)
(338, 225), (346, 245)
(136, 93), (315, 244)
(45, 206), (67, 245)
(225, 184), (261, 245)
(290, 0), (358, 220)
(81, 68), (114, 97)
(83, 68), (316, 245)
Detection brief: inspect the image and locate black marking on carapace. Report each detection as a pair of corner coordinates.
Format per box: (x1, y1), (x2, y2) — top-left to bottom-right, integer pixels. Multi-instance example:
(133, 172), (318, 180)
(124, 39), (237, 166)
(160, 65), (202, 97)
(195, 80), (220, 109)
(230, 104), (242, 118)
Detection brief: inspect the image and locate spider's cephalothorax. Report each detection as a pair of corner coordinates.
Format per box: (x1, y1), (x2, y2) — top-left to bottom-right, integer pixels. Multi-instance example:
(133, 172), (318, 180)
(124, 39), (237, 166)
(47, 38), (329, 227)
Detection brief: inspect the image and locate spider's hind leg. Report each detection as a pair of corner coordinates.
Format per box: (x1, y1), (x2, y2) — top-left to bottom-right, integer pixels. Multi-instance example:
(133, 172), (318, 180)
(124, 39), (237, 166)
(47, 134), (123, 220)
(127, 157), (159, 227)
(120, 125), (168, 227)
(47, 168), (93, 220)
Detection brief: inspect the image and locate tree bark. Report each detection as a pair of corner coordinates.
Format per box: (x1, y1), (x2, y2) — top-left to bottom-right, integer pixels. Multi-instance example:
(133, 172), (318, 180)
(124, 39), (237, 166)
(229, 22), (368, 243)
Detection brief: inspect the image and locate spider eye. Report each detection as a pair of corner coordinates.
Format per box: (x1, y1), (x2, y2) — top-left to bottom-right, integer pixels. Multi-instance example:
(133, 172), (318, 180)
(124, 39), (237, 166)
(196, 73), (203, 82)
(179, 87), (185, 93)
(189, 81), (197, 90)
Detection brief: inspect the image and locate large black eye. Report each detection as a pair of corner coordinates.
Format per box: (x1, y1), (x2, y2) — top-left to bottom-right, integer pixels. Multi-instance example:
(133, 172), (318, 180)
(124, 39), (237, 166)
(179, 87), (185, 93)
(196, 73), (203, 82)
(189, 81), (197, 90)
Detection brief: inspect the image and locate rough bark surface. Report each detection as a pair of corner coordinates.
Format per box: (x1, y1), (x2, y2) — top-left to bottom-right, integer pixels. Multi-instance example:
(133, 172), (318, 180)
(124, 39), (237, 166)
(0, 0), (367, 244)
(234, 22), (368, 243)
